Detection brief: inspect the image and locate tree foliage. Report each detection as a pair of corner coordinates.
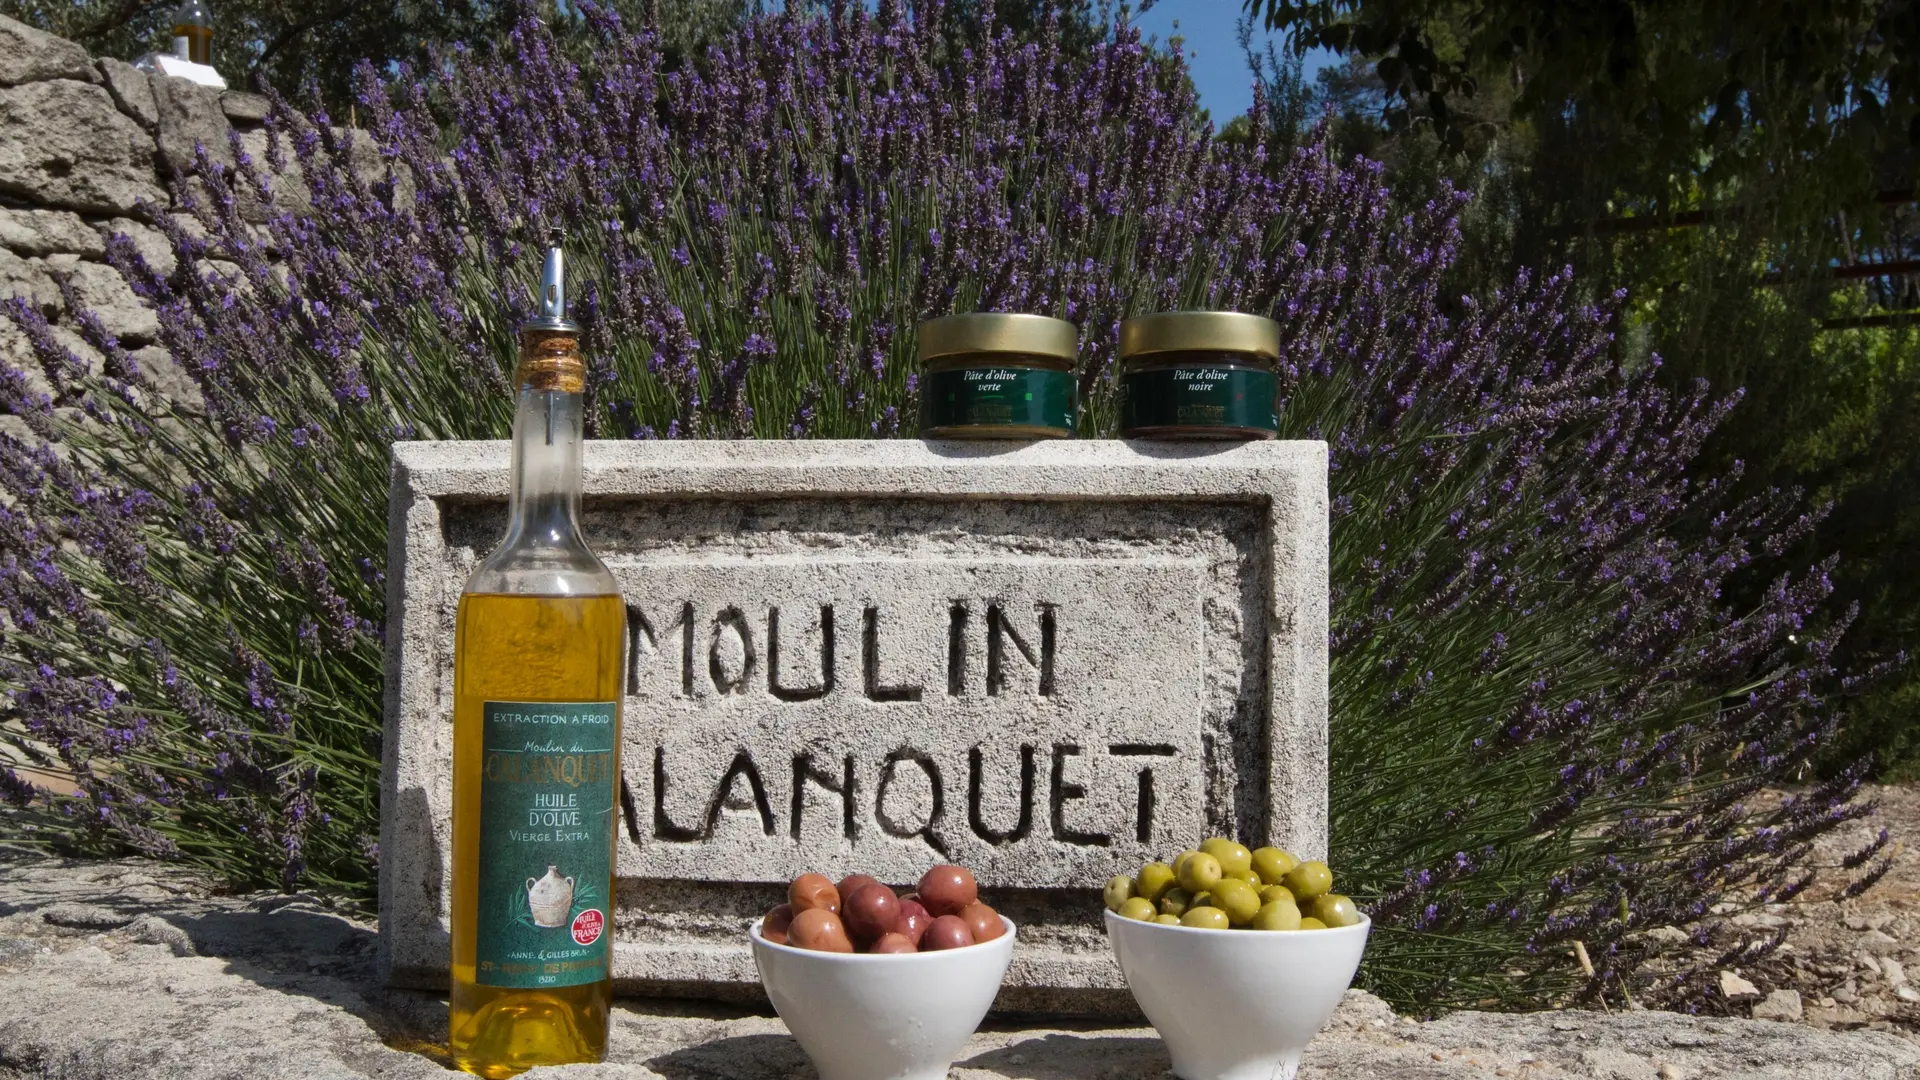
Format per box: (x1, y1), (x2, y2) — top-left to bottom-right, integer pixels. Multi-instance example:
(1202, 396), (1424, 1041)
(1248, 0), (1920, 775)
(1248, 1), (1915, 188)
(0, 0), (753, 103)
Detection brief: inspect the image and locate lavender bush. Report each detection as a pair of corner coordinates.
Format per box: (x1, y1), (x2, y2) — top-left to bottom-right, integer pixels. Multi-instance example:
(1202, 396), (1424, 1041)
(0, 1), (1890, 1011)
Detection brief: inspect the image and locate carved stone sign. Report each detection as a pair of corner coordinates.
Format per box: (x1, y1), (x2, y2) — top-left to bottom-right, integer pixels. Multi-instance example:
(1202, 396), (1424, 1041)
(380, 441), (1327, 1012)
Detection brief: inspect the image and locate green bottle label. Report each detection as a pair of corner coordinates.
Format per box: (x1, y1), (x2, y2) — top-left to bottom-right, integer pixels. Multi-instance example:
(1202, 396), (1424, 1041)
(476, 700), (619, 989)
(921, 367), (1076, 434)
(1118, 366), (1279, 434)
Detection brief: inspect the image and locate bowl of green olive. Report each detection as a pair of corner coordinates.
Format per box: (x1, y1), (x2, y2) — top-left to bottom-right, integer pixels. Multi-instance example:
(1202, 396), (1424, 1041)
(1102, 838), (1369, 1080)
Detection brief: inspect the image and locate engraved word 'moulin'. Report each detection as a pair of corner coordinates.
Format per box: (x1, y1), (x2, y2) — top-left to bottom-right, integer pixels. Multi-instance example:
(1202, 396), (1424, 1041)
(624, 598), (1182, 858)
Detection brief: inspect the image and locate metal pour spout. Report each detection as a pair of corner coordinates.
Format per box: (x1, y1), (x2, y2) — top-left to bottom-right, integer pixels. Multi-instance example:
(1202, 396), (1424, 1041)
(521, 228), (579, 333)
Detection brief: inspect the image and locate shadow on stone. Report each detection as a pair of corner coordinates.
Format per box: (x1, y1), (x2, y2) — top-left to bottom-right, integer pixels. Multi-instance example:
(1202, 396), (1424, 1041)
(380, 784), (451, 989)
(162, 902), (450, 1053)
(645, 1032), (812, 1079)
(1108, 440), (1258, 459)
(918, 438), (1050, 459)
(957, 1033), (1171, 1079)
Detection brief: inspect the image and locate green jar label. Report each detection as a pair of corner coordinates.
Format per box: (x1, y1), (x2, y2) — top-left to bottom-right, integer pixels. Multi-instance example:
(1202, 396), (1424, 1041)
(476, 700), (618, 989)
(1119, 366), (1279, 434)
(921, 367), (1076, 434)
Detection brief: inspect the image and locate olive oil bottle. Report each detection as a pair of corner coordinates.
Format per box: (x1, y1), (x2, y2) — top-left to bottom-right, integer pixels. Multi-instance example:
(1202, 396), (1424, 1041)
(169, 0), (212, 64)
(449, 235), (625, 1078)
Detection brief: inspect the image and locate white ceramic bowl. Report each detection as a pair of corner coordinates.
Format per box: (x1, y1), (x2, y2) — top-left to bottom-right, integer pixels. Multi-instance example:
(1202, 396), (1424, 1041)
(749, 916), (1016, 1080)
(1106, 909), (1371, 1080)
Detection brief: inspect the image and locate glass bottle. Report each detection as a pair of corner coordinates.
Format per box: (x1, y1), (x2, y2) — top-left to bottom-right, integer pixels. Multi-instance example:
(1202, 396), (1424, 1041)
(448, 234), (625, 1078)
(170, 0), (212, 65)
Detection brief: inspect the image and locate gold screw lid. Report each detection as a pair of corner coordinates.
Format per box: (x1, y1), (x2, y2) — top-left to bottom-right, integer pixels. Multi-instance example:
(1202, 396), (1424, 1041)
(918, 312), (1079, 363)
(1118, 311), (1281, 362)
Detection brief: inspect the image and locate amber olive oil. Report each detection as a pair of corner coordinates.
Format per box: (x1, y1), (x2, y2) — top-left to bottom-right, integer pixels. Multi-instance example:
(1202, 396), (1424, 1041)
(450, 594), (623, 1076)
(170, 0), (212, 63)
(448, 235), (625, 1079)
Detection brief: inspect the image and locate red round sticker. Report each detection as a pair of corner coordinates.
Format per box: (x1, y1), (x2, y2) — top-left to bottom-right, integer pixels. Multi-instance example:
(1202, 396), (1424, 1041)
(571, 908), (604, 946)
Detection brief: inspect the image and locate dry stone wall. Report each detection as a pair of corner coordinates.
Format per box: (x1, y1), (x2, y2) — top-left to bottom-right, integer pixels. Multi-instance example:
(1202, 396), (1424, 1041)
(0, 14), (289, 426)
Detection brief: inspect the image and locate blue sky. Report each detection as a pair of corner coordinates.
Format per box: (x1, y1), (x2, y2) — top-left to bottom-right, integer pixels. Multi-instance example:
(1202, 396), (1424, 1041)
(1129, 0), (1341, 122)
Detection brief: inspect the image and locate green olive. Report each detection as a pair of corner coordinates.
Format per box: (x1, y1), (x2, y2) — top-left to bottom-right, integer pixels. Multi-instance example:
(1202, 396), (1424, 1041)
(1179, 906), (1231, 930)
(1251, 847), (1299, 886)
(1177, 852), (1223, 893)
(1135, 862), (1177, 904)
(1154, 913), (1182, 926)
(1200, 838), (1254, 876)
(1190, 891), (1212, 911)
(1249, 899), (1302, 931)
(1159, 887), (1195, 917)
(1283, 860), (1333, 901)
(1103, 874), (1136, 913)
(1118, 896), (1158, 922)
(1233, 870), (1263, 887)
(1259, 884), (1296, 906)
(1309, 894), (1361, 928)
(1298, 917), (1327, 930)
(1171, 849), (1205, 877)
(1209, 877), (1261, 925)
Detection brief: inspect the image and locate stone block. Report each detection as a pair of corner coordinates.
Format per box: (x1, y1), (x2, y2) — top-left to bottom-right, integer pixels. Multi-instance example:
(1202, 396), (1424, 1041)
(54, 260), (156, 344)
(1720, 970), (1760, 1001)
(152, 73), (233, 177)
(221, 90), (270, 124)
(380, 440), (1329, 1012)
(1750, 988), (1804, 1023)
(96, 217), (176, 276)
(0, 207), (104, 258)
(131, 345), (202, 410)
(98, 58), (159, 132)
(0, 15), (98, 86)
(44, 324), (102, 384)
(0, 247), (60, 317)
(0, 318), (55, 400)
(0, 79), (162, 215)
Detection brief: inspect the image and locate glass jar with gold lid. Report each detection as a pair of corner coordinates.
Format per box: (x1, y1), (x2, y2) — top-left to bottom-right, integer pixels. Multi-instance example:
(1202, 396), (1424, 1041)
(918, 312), (1078, 439)
(1117, 311), (1281, 439)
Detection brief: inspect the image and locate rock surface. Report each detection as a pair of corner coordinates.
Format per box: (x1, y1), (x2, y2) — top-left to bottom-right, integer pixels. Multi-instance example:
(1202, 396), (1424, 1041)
(221, 90), (271, 123)
(1751, 989), (1805, 1023)
(0, 78), (164, 215)
(1704, 783), (1920, 1036)
(0, 14), (397, 431)
(0, 246), (61, 316)
(96, 56), (160, 131)
(2, 854), (1917, 1080)
(54, 258), (159, 342)
(151, 72), (233, 175)
(0, 207), (106, 258)
(0, 14), (99, 86)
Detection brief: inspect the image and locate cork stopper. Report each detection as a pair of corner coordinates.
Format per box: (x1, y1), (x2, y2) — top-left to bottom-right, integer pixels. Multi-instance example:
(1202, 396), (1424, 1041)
(513, 229), (585, 393)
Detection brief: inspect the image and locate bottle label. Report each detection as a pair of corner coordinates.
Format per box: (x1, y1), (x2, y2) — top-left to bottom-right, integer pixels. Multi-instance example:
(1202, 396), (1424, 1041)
(172, 35), (191, 60)
(921, 366), (1076, 434)
(475, 699), (619, 989)
(1118, 366), (1279, 434)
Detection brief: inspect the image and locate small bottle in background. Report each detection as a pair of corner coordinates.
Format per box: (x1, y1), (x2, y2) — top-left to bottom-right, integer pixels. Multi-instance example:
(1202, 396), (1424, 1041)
(170, 0), (212, 65)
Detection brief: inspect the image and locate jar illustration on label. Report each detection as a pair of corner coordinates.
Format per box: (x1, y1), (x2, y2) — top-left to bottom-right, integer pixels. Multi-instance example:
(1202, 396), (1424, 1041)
(526, 866), (575, 928)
